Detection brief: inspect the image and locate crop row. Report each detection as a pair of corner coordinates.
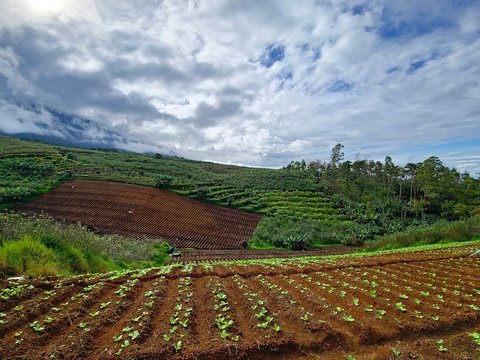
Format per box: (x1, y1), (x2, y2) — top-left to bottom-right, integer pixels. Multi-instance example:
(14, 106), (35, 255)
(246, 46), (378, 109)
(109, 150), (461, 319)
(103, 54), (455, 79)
(171, 184), (345, 222)
(1, 247), (480, 358)
(19, 180), (261, 250)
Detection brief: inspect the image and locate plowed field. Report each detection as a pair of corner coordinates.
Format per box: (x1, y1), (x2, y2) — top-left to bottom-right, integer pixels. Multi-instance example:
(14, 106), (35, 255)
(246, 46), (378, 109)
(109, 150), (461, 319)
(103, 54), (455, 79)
(17, 180), (262, 250)
(1, 242), (480, 359)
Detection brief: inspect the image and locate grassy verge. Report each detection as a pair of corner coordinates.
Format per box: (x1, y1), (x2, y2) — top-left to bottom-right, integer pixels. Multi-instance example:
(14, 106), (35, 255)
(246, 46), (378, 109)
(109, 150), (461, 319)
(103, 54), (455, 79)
(0, 213), (170, 278)
(362, 217), (480, 252)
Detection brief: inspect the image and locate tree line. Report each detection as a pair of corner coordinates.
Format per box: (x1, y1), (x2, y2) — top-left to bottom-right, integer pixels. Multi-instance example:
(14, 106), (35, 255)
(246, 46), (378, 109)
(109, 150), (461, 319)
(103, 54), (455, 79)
(285, 144), (480, 232)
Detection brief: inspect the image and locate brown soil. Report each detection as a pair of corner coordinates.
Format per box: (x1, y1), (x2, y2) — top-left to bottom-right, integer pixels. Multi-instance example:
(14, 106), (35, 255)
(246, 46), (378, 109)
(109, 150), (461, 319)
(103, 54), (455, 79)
(1, 243), (480, 359)
(16, 180), (261, 250)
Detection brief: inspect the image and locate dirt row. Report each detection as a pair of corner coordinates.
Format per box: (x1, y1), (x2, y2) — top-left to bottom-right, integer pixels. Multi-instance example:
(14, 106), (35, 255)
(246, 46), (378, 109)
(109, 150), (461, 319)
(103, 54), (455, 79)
(17, 180), (262, 250)
(1, 244), (479, 359)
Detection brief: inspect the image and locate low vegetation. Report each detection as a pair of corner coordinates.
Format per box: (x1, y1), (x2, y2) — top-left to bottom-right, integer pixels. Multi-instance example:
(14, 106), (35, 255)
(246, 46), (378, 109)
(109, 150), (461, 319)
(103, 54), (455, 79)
(0, 213), (169, 277)
(363, 217), (480, 252)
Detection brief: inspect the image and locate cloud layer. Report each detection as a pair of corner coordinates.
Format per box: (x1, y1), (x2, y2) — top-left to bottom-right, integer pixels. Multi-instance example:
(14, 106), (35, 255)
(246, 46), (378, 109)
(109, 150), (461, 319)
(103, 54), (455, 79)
(0, 0), (479, 173)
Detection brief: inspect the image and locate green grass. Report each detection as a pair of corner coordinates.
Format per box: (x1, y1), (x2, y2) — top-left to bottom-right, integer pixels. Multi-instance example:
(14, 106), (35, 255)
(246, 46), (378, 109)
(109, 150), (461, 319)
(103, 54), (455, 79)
(0, 213), (170, 278)
(0, 235), (118, 277)
(362, 217), (480, 252)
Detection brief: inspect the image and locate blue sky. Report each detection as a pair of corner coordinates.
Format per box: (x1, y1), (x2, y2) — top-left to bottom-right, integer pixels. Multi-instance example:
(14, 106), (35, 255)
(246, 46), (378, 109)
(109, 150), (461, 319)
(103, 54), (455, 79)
(0, 0), (479, 174)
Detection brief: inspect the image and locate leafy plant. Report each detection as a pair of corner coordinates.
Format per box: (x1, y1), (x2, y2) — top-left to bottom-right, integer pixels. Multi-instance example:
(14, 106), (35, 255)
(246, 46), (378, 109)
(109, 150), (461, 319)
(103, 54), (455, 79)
(173, 340), (182, 352)
(436, 339), (447, 352)
(30, 321), (45, 332)
(395, 302), (407, 312)
(468, 332), (480, 346)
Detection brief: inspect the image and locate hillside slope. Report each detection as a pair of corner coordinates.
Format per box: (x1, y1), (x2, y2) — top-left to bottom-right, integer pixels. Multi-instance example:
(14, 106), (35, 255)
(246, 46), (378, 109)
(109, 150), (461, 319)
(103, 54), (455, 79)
(18, 180), (261, 250)
(0, 135), (344, 224)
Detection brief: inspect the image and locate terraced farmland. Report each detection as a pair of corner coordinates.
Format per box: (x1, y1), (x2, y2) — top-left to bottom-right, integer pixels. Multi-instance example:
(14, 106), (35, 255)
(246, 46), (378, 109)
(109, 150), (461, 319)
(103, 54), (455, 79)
(17, 180), (261, 250)
(173, 185), (346, 222)
(1, 242), (479, 359)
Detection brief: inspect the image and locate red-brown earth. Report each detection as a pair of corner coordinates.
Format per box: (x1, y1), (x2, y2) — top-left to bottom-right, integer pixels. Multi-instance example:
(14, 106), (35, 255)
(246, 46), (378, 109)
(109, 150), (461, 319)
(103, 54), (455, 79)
(1, 242), (479, 359)
(17, 180), (262, 250)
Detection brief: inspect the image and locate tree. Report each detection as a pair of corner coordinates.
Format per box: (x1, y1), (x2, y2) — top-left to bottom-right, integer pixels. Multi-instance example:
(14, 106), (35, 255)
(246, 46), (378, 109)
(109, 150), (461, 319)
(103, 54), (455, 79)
(330, 143), (344, 169)
(411, 198), (429, 223)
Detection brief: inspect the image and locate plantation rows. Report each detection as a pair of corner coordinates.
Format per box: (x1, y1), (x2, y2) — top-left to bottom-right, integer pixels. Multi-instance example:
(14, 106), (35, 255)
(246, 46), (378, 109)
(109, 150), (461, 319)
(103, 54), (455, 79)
(173, 185), (346, 223)
(170, 246), (358, 263)
(1, 243), (479, 359)
(17, 180), (261, 250)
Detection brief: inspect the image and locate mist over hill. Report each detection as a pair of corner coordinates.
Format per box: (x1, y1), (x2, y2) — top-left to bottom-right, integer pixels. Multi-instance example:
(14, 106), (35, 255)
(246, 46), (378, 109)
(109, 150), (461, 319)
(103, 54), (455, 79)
(0, 101), (174, 155)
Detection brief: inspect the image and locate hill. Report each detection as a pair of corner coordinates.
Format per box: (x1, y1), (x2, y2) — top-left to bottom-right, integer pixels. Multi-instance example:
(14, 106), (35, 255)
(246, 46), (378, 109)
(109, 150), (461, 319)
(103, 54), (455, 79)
(1, 135), (479, 252)
(18, 180), (261, 250)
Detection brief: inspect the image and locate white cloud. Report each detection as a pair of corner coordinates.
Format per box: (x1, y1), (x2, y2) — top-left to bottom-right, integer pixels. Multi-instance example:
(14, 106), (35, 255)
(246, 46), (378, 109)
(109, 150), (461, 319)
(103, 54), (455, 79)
(0, 0), (479, 173)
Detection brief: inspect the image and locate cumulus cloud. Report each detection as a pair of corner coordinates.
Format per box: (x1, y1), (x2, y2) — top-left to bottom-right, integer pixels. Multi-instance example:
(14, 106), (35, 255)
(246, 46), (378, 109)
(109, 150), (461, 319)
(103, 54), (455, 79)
(0, 0), (479, 173)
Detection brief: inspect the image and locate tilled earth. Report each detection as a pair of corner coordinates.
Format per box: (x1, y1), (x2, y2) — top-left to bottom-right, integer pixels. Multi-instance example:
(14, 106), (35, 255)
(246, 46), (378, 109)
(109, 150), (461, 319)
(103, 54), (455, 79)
(17, 180), (262, 250)
(1, 243), (479, 359)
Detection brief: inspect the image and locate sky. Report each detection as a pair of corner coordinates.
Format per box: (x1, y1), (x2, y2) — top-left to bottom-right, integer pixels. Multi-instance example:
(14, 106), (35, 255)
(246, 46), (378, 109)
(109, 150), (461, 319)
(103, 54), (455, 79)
(0, 0), (479, 174)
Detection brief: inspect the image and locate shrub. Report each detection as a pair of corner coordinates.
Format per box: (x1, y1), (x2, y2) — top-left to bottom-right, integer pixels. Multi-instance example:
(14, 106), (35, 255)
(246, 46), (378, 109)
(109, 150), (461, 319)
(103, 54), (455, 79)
(155, 175), (174, 189)
(0, 214), (171, 277)
(249, 216), (315, 250)
(0, 236), (60, 277)
(363, 217), (480, 252)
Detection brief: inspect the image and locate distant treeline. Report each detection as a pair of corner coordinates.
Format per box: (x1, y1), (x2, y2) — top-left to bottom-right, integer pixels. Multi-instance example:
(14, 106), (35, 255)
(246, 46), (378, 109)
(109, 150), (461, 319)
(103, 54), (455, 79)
(285, 143), (479, 225)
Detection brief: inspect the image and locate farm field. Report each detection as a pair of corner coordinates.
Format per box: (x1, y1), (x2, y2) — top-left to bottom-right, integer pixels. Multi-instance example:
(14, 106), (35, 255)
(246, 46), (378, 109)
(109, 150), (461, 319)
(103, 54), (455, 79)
(16, 180), (261, 250)
(1, 242), (479, 359)
(171, 246), (358, 263)
(172, 186), (346, 222)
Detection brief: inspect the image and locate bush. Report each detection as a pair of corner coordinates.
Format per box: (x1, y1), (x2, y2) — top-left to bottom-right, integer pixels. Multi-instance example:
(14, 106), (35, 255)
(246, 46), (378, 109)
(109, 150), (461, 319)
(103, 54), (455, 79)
(363, 217), (480, 252)
(155, 175), (174, 189)
(151, 242), (170, 266)
(0, 214), (171, 277)
(249, 216), (315, 250)
(0, 236), (60, 277)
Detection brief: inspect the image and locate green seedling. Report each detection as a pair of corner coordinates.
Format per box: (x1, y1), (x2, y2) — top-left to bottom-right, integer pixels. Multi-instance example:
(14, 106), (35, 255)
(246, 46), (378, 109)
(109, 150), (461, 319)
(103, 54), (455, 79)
(436, 339), (447, 352)
(121, 339), (130, 348)
(100, 301), (111, 309)
(173, 340), (182, 352)
(129, 330), (140, 340)
(468, 332), (480, 346)
(376, 309), (387, 319)
(30, 321), (44, 332)
(391, 347), (400, 357)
